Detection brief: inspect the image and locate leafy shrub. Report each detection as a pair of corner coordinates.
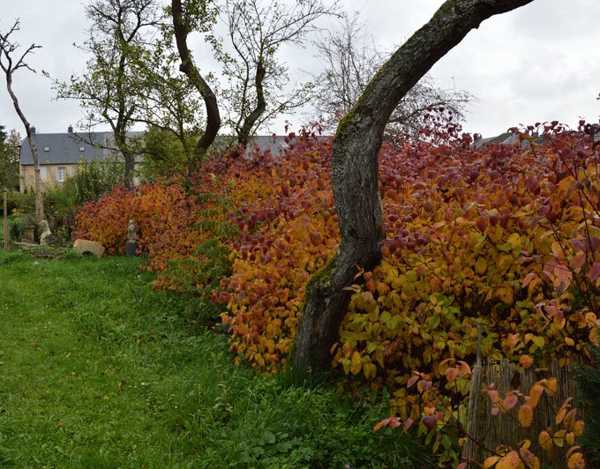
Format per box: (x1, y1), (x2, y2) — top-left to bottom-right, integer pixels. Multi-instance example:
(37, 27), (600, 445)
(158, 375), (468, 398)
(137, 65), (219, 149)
(76, 126), (600, 465)
(74, 183), (214, 272)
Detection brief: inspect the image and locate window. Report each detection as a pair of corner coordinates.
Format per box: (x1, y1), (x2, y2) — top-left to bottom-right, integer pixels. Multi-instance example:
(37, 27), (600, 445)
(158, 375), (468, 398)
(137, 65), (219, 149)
(57, 167), (66, 183)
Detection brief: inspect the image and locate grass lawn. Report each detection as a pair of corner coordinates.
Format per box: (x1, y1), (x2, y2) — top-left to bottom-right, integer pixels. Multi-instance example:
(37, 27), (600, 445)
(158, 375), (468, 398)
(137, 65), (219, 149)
(0, 251), (430, 468)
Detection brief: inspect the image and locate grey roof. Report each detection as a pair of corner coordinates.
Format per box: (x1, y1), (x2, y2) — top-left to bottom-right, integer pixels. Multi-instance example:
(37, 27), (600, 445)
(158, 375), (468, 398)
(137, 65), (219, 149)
(473, 130), (600, 149)
(20, 131), (330, 166)
(20, 131), (144, 166)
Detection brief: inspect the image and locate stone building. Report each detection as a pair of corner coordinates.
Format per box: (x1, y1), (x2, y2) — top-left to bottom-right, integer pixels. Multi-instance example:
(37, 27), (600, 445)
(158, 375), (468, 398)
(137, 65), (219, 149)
(19, 126), (324, 192)
(19, 126), (143, 192)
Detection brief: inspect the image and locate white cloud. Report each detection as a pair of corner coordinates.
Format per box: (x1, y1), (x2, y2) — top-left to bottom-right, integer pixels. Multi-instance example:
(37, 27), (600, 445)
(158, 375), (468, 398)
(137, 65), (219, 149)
(1, 0), (598, 138)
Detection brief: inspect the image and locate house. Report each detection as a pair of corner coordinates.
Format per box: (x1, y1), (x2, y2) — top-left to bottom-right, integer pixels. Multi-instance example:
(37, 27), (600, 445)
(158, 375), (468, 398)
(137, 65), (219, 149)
(19, 126), (143, 192)
(19, 127), (327, 192)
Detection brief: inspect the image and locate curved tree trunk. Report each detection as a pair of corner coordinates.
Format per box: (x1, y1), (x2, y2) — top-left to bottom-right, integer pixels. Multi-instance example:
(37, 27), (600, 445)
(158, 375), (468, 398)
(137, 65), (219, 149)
(237, 59), (267, 147)
(292, 0), (535, 376)
(171, 0), (221, 172)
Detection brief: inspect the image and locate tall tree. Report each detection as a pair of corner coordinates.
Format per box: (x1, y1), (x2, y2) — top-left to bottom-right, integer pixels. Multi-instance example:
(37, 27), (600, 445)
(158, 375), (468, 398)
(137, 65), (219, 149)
(57, 0), (161, 189)
(292, 0), (535, 376)
(131, 31), (205, 167)
(211, 0), (337, 146)
(0, 20), (44, 223)
(314, 15), (472, 142)
(171, 0), (221, 169)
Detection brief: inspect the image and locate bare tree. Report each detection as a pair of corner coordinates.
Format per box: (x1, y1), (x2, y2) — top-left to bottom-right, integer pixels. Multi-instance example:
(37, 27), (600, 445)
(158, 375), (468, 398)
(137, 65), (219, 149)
(57, 0), (161, 189)
(292, 0), (535, 376)
(314, 15), (472, 142)
(171, 0), (221, 169)
(0, 20), (45, 224)
(211, 0), (338, 146)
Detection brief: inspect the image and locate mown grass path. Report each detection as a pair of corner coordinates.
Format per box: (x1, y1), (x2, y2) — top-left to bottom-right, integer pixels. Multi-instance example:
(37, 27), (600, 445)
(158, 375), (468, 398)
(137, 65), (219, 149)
(0, 252), (428, 468)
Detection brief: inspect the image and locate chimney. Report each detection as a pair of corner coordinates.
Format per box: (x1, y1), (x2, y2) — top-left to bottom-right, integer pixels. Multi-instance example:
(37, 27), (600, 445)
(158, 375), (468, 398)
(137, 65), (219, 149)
(68, 125), (73, 133)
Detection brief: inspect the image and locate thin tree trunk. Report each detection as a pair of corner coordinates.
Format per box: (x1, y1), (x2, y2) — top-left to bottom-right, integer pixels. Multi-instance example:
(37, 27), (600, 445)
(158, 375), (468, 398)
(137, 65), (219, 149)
(171, 0), (221, 172)
(114, 132), (135, 190)
(5, 74), (44, 224)
(30, 134), (44, 223)
(292, 0), (535, 376)
(123, 153), (135, 190)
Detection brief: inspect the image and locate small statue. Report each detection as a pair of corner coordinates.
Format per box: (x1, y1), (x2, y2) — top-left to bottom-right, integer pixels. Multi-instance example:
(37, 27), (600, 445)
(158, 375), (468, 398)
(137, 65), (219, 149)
(39, 220), (52, 246)
(127, 219), (138, 241)
(126, 219), (138, 256)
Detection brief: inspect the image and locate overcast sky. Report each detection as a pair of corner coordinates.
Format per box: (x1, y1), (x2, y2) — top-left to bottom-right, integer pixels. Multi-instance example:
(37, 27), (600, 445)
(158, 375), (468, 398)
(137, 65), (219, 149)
(1, 0), (599, 139)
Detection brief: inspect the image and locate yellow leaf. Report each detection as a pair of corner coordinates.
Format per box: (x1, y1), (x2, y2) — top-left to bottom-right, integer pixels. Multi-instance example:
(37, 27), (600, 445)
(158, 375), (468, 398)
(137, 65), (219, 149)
(497, 286), (514, 305)
(508, 233), (522, 250)
(518, 404), (534, 428)
(350, 351), (362, 375)
(554, 429), (566, 448)
(532, 336), (545, 348)
(565, 337), (575, 346)
(363, 362), (377, 380)
(475, 257), (488, 275)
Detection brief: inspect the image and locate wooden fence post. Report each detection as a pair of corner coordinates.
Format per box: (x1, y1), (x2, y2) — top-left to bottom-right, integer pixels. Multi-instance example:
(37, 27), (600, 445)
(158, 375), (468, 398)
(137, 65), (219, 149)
(2, 187), (8, 250)
(462, 359), (578, 468)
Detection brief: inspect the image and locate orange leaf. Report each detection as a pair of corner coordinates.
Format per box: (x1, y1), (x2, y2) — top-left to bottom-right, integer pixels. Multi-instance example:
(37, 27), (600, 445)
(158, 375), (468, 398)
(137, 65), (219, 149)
(519, 355), (534, 369)
(574, 420), (585, 437)
(518, 404), (534, 428)
(528, 384), (544, 408)
(407, 374), (419, 388)
(539, 431), (553, 451)
(446, 367), (459, 382)
(483, 456), (500, 469)
(497, 450), (524, 469)
(567, 452), (585, 469)
(544, 377), (558, 395)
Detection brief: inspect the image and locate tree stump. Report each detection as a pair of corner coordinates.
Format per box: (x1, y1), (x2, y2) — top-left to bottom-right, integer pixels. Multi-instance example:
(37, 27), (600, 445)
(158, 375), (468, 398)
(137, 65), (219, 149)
(462, 358), (578, 468)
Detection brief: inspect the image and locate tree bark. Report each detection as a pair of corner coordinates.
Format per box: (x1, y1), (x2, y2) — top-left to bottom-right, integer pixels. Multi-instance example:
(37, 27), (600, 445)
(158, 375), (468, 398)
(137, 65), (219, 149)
(237, 58), (267, 147)
(171, 0), (221, 171)
(292, 0), (535, 376)
(114, 131), (135, 190)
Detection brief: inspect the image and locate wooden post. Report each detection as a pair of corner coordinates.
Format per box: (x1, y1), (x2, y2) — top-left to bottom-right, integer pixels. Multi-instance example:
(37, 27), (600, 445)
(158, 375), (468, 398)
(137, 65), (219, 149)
(2, 187), (8, 250)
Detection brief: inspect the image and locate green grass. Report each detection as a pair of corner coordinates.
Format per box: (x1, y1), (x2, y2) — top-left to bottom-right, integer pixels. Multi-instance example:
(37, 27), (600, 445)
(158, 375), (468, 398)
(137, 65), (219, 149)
(0, 251), (431, 468)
